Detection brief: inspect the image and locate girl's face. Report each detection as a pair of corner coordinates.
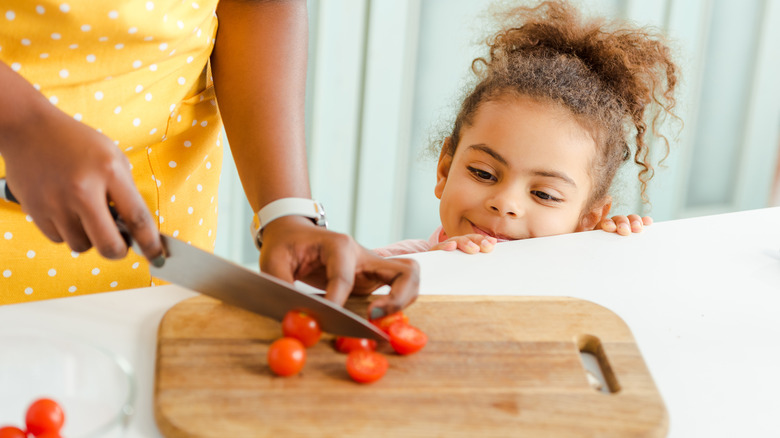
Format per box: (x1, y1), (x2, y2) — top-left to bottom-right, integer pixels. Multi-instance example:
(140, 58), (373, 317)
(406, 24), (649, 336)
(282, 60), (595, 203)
(435, 96), (609, 241)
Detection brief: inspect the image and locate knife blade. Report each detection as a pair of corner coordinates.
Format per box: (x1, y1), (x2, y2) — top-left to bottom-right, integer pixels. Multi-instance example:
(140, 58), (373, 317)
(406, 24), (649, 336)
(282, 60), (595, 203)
(0, 179), (389, 342)
(146, 234), (389, 341)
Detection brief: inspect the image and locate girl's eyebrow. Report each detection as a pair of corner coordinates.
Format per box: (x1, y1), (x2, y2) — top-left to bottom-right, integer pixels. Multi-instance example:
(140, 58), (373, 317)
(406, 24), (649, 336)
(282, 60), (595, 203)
(467, 144), (507, 165)
(533, 170), (577, 187)
(466, 143), (577, 187)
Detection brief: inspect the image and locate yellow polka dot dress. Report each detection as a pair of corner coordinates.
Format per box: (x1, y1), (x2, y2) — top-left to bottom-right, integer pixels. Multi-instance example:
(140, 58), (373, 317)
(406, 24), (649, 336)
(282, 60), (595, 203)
(0, 0), (223, 304)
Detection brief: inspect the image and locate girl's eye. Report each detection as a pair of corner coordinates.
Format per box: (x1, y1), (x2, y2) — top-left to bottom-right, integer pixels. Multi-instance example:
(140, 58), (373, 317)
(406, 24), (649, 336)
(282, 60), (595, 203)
(467, 166), (495, 181)
(532, 190), (562, 202)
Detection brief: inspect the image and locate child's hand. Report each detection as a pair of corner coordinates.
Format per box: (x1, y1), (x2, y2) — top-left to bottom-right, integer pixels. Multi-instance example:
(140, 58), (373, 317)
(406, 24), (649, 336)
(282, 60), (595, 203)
(431, 234), (497, 254)
(599, 215), (653, 236)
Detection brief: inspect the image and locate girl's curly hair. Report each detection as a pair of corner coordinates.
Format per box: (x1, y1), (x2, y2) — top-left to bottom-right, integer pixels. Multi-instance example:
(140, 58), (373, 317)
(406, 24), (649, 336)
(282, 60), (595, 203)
(443, 0), (679, 207)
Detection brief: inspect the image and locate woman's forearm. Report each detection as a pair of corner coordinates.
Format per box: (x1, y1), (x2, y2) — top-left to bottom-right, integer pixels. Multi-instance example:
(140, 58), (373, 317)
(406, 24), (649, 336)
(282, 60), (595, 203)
(211, 0), (310, 213)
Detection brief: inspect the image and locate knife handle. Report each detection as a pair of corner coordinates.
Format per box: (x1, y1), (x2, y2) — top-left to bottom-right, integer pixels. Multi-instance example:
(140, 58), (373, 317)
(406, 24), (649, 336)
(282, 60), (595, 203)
(0, 178), (132, 248)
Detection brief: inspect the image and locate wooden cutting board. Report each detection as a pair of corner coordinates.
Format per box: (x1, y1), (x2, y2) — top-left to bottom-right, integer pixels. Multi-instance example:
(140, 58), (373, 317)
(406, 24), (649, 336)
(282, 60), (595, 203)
(154, 295), (667, 437)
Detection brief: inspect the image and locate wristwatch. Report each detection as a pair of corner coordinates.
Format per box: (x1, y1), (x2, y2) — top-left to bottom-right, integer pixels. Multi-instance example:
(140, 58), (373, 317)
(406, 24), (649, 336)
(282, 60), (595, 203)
(251, 197), (327, 250)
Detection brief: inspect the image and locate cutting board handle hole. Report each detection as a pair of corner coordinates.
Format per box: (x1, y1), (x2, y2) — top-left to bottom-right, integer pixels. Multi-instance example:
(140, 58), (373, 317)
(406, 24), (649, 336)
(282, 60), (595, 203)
(577, 334), (620, 394)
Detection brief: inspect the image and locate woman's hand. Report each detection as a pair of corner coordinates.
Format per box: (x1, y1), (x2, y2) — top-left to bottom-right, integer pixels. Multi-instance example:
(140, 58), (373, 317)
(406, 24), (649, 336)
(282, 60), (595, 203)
(259, 216), (420, 318)
(431, 234), (497, 254)
(598, 215), (653, 236)
(0, 62), (163, 263)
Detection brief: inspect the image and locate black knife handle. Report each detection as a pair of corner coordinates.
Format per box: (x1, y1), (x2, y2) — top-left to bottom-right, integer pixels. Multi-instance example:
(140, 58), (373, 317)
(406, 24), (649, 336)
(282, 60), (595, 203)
(1, 179), (132, 248)
(3, 179), (18, 203)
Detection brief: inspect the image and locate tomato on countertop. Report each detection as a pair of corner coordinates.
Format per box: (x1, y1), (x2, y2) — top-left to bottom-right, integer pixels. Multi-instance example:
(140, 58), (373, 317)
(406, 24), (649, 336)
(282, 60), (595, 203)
(0, 426), (27, 438)
(268, 337), (306, 377)
(346, 350), (388, 384)
(25, 398), (65, 437)
(282, 310), (322, 348)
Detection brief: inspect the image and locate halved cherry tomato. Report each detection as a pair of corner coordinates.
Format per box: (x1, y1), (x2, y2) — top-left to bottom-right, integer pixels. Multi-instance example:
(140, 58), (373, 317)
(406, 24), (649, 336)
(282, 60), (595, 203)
(345, 350), (388, 384)
(267, 337), (306, 377)
(33, 432), (62, 438)
(370, 311), (409, 334)
(281, 310), (322, 348)
(0, 426), (27, 438)
(333, 336), (377, 354)
(388, 322), (428, 355)
(25, 398), (65, 436)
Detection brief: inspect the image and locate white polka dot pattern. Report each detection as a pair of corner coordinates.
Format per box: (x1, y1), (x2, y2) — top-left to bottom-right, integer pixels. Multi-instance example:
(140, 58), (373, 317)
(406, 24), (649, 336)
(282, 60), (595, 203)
(0, 0), (222, 304)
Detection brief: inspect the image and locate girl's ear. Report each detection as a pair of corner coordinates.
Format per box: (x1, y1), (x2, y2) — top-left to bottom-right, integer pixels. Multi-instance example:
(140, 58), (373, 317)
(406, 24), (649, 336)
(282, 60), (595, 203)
(434, 138), (454, 200)
(577, 196), (612, 231)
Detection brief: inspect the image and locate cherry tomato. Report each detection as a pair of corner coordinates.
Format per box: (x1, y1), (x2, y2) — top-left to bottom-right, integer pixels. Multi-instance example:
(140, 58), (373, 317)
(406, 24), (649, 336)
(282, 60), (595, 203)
(25, 398), (65, 436)
(281, 310), (322, 348)
(0, 426), (27, 438)
(345, 350), (388, 384)
(333, 336), (377, 354)
(33, 433), (62, 438)
(388, 322), (428, 355)
(370, 311), (409, 334)
(267, 337), (306, 377)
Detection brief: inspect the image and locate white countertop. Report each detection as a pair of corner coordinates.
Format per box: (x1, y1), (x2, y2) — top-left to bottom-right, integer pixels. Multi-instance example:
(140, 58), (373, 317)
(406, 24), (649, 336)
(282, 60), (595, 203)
(2, 207), (779, 437)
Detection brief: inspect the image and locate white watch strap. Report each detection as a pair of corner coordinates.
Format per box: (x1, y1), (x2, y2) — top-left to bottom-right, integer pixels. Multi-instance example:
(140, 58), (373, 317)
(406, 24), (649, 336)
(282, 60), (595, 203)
(251, 198), (327, 250)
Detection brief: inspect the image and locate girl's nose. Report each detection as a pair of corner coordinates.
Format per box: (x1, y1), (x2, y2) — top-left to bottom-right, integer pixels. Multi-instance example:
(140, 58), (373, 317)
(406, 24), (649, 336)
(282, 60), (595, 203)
(487, 193), (523, 218)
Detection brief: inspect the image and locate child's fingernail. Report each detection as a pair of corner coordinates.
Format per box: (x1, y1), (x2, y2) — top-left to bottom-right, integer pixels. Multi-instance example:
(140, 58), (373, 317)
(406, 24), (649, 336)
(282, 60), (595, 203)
(468, 242), (479, 251)
(631, 220), (642, 230)
(370, 307), (386, 320)
(618, 223), (630, 234)
(603, 221), (616, 231)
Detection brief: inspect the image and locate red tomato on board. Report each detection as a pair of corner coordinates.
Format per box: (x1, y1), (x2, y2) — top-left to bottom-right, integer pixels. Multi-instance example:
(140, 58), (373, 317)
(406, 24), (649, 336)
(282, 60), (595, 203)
(333, 336), (377, 354)
(267, 337), (306, 377)
(25, 398), (65, 437)
(33, 432), (62, 438)
(281, 310), (322, 348)
(0, 426), (27, 438)
(370, 311), (409, 334)
(388, 322), (428, 355)
(346, 350), (388, 384)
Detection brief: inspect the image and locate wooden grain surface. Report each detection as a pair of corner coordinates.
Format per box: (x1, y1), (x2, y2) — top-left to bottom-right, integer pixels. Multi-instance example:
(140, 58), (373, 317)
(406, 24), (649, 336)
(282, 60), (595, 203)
(154, 295), (667, 437)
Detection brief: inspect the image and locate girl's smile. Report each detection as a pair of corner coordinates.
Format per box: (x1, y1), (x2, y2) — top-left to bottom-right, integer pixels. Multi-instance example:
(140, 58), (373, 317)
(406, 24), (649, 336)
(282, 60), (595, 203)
(435, 96), (606, 242)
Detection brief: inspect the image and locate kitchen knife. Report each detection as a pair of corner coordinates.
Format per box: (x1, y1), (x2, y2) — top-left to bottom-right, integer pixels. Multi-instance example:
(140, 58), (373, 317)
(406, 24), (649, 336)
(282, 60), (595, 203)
(0, 179), (389, 342)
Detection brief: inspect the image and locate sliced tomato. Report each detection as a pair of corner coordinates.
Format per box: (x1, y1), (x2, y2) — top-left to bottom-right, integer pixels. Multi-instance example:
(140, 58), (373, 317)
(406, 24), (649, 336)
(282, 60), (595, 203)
(370, 311), (409, 334)
(333, 336), (377, 354)
(0, 426), (27, 438)
(346, 350), (388, 384)
(267, 337), (306, 377)
(25, 398), (65, 436)
(388, 322), (428, 355)
(32, 432), (62, 438)
(281, 310), (322, 348)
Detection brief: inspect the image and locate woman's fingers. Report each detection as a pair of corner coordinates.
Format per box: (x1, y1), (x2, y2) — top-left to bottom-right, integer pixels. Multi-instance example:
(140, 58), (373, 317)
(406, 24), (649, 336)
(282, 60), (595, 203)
(364, 257), (420, 319)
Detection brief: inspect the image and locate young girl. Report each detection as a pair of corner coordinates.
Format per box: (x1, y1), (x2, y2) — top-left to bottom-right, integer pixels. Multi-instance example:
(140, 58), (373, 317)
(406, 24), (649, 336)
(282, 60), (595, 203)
(375, 0), (676, 257)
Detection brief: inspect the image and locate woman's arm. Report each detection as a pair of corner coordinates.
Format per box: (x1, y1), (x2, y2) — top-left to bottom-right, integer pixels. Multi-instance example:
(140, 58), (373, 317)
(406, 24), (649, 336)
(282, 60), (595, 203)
(211, 0), (419, 316)
(0, 61), (162, 262)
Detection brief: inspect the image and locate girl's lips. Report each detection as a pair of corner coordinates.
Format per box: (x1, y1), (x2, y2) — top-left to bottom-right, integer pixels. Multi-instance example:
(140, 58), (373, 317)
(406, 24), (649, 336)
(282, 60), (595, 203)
(470, 223), (514, 242)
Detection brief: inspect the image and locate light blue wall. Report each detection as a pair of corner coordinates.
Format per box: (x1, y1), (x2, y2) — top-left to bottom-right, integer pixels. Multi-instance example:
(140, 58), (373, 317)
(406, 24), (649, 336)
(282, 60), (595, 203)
(217, 0), (780, 266)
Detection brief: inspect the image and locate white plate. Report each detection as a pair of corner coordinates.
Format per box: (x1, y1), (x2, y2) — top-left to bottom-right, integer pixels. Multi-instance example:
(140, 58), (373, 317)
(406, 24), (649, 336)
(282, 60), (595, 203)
(0, 332), (135, 438)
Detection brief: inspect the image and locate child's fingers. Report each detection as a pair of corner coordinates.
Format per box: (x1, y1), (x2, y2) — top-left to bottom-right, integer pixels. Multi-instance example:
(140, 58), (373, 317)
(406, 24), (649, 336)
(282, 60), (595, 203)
(626, 214), (644, 233)
(479, 238), (495, 253)
(457, 238), (481, 254)
(431, 240), (457, 252)
(611, 215), (631, 236)
(642, 216), (653, 226)
(600, 218), (617, 232)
